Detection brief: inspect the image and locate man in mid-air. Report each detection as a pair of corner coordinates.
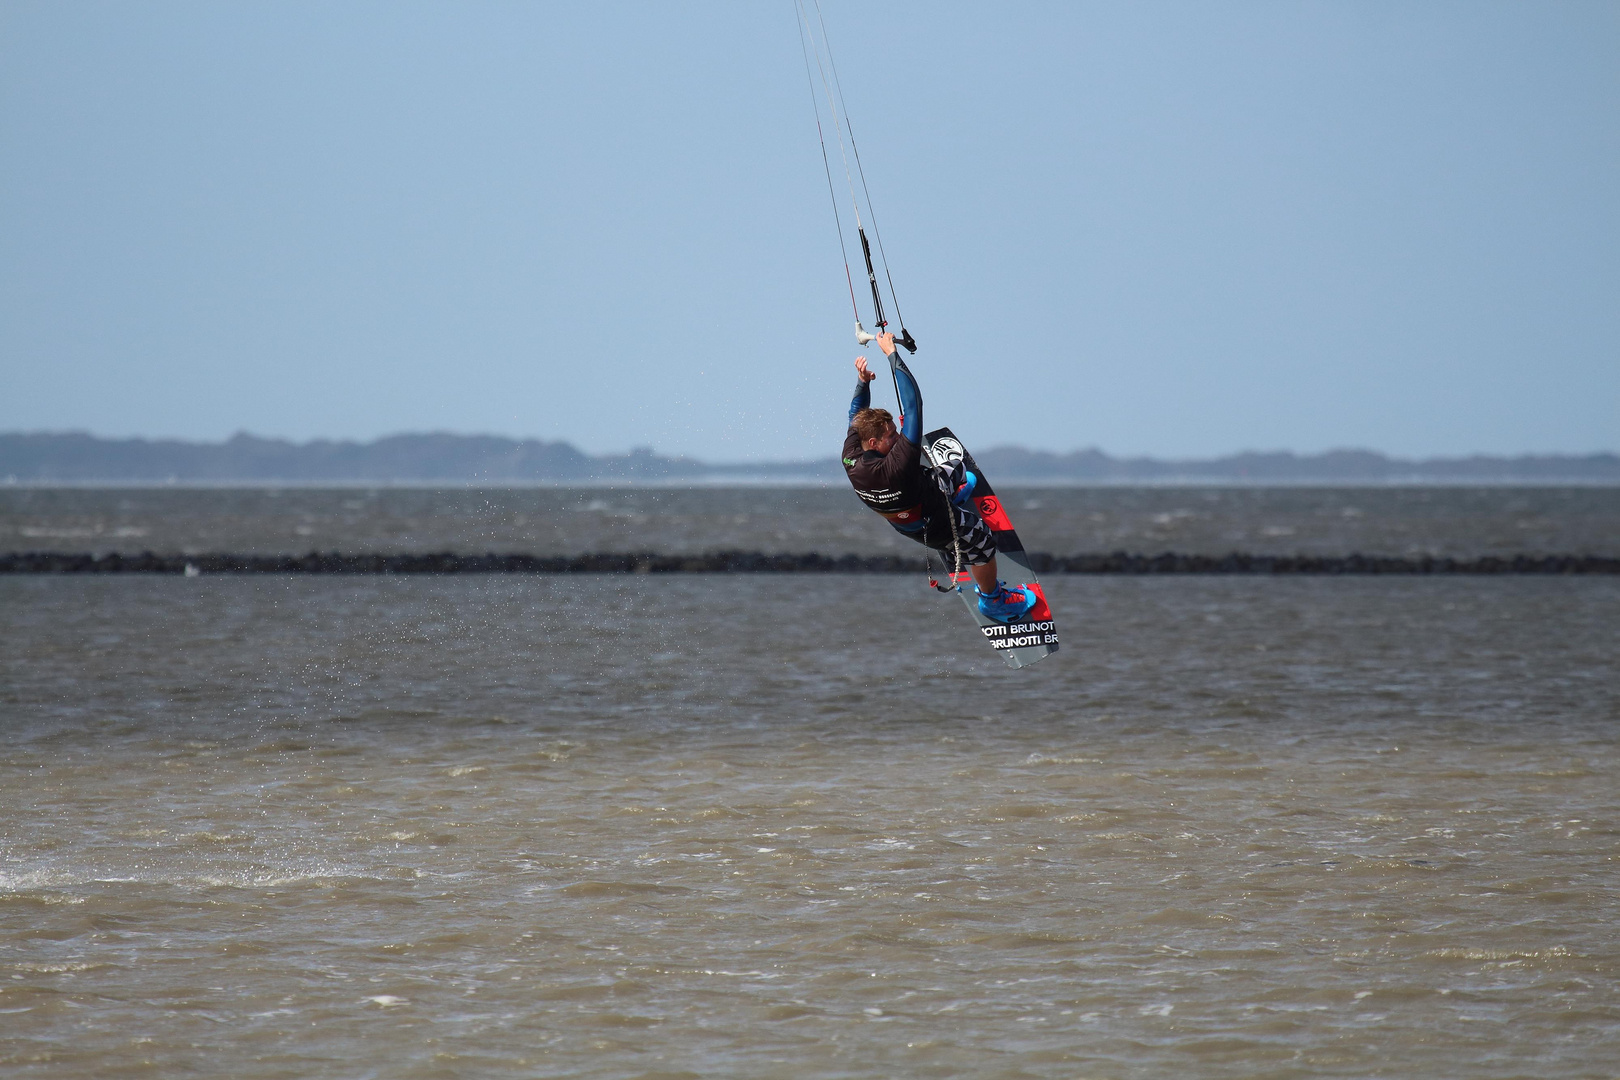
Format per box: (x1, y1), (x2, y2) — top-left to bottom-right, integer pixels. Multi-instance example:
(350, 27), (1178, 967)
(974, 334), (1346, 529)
(842, 331), (1037, 624)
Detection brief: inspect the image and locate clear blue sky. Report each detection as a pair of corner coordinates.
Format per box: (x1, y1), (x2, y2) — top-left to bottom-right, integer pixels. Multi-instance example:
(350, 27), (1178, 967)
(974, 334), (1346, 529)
(2, 1), (1615, 461)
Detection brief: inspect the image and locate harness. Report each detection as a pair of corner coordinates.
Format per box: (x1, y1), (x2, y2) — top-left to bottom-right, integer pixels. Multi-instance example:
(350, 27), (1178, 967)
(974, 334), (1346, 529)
(847, 447), (969, 595)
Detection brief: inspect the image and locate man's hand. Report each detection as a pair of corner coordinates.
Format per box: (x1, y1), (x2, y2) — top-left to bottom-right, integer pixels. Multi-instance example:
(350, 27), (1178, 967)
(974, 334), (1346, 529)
(854, 355), (878, 383)
(877, 331), (896, 357)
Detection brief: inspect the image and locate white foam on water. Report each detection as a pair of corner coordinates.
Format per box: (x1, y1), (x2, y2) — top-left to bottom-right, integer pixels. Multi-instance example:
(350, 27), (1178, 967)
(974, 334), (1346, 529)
(1424, 946), (1574, 962)
(3, 862), (390, 892)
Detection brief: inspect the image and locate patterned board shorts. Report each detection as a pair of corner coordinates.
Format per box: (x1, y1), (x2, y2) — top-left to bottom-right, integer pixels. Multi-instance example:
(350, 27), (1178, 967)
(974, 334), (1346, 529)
(897, 499), (997, 567)
(935, 503), (997, 567)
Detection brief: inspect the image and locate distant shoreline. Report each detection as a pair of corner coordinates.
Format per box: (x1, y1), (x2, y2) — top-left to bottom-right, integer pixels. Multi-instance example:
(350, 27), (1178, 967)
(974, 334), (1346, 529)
(6, 478), (1620, 490)
(3, 431), (1617, 486)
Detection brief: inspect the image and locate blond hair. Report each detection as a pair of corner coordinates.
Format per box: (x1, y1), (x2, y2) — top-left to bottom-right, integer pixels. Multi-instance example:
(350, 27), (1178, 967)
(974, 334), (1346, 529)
(851, 407), (895, 444)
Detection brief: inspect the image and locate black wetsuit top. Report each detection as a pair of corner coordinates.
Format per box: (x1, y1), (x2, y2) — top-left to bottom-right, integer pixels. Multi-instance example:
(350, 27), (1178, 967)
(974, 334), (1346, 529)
(841, 353), (949, 537)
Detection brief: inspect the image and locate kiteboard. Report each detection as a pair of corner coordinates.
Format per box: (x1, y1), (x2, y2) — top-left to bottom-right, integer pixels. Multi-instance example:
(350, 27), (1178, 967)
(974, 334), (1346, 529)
(921, 427), (1059, 669)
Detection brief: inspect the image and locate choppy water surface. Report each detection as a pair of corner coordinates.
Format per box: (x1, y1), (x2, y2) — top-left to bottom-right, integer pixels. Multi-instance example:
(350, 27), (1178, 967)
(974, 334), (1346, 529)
(3, 571), (1618, 1078)
(4, 485), (1619, 557)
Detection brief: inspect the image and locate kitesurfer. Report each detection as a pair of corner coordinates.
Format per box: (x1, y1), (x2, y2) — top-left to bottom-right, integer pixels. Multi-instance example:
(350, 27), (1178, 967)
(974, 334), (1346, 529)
(842, 331), (1038, 623)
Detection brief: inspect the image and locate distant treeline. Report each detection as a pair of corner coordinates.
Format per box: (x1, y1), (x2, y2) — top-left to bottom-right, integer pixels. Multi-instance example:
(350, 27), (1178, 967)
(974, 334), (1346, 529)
(4, 551), (1617, 575)
(3, 431), (1617, 484)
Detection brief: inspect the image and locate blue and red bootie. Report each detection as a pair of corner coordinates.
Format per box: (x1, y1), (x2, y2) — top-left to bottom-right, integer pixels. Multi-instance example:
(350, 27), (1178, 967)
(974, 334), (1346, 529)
(976, 581), (1038, 623)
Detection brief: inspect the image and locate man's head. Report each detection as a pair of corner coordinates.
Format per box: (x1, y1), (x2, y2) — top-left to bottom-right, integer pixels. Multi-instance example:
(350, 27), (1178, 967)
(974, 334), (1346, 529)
(851, 407), (898, 454)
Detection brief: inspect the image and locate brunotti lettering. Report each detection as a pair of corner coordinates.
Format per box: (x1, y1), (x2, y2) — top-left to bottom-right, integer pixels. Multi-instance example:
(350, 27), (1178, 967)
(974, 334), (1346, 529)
(980, 620), (1058, 649)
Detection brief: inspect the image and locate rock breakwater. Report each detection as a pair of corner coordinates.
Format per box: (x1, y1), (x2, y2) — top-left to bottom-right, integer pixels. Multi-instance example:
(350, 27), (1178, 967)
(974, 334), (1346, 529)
(3, 551), (1617, 574)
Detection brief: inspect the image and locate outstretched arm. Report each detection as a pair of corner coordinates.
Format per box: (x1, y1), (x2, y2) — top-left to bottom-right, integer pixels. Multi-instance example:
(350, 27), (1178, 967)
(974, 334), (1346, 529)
(880, 334), (922, 444)
(848, 355), (876, 425)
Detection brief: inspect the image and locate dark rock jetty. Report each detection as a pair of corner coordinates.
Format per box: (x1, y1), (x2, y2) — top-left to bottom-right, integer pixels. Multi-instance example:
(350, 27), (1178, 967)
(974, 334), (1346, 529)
(3, 551), (1616, 574)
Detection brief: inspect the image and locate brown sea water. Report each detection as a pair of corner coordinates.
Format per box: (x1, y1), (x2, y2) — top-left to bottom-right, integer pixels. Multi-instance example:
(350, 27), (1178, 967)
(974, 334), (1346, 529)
(2, 489), (1619, 1077)
(4, 485), (1619, 557)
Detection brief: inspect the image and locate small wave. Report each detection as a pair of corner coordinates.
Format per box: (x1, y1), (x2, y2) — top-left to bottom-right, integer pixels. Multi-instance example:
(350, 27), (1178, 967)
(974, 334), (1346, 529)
(589, 1013), (664, 1028)
(1425, 946), (1574, 962)
(0, 869), (88, 899)
(5, 862), (386, 892)
(10, 962), (107, 974)
(19, 526), (101, 538)
(12, 523), (149, 539)
(559, 880), (687, 897)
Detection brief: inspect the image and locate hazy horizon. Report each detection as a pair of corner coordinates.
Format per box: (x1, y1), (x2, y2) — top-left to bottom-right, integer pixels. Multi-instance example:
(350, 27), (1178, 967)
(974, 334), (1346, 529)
(3, 2), (1616, 461)
(5, 427), (1616, 469)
